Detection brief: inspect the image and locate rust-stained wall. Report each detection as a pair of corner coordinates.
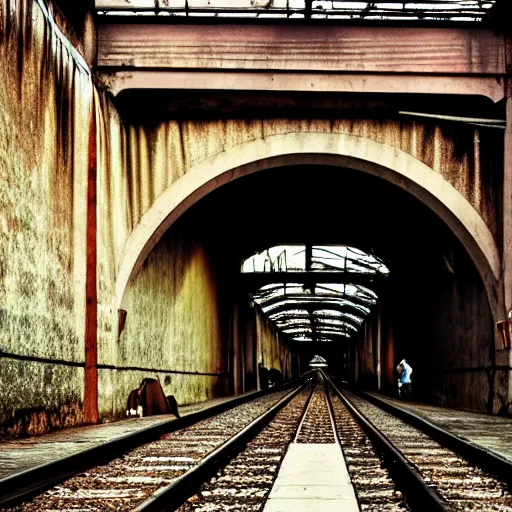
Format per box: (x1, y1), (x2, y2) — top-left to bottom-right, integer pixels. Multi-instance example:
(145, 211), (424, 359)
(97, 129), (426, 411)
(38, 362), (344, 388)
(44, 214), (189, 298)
(0, 0), (91, 435)
(94, 115), (503, 415)
(0, 0), (507, 433)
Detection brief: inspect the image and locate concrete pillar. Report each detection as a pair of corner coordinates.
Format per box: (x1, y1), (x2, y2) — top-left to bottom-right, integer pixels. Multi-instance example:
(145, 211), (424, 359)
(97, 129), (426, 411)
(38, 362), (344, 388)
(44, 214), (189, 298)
(504, 37), (512, 304)
(504, 37), (512, 411)
(376, 305), (382, 391)
(383, 311), (395, 392)
(232, 304), (242, 395)
(255, 308), (261, 390)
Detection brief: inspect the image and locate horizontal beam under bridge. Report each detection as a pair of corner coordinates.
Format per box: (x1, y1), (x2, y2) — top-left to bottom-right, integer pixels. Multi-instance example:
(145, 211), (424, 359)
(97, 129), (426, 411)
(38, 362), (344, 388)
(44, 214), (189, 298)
(240, 272), (385, 289)
(96, 22), (507, 101)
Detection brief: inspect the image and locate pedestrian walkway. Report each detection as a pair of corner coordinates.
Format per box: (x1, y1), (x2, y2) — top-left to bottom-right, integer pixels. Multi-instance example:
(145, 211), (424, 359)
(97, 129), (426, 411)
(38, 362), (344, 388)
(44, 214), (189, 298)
(0, 395), (238, 480)
(264, 443), (358, 512)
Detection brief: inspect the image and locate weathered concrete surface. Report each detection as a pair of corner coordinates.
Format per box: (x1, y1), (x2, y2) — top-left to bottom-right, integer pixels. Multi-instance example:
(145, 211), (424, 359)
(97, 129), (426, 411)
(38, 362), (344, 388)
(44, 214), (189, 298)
(0, 393), (248, 479)
(116, 119), (501, 241)
(0, 0), (91, 435)
(359, 238), (502, 414)
(98, 24), (505, 75)
(0, 0), (508, 434)
(97, 23), (506, 102)
(264, 444), (358, 512)
(100, 222), (227, 417)
(256, 309), (291, 380)
(110, 121), (503, 325)
(94, 113), (505, 415)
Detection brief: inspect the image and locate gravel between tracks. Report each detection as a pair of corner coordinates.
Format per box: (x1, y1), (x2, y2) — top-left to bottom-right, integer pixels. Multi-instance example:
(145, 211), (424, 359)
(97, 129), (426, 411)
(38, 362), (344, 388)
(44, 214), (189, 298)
(178, 384), (313, 511)
(329, 389), (409, 512)
(296, 383), (334, 443)
(7, 389), (292, 512)
(345, 390), (512, 510)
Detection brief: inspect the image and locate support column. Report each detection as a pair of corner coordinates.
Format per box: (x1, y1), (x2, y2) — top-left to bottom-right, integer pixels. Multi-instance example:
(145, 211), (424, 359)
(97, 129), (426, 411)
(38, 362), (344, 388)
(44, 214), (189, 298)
(255, 307), (261, 390)
(84, 97), (98, 424)
(376, 304), (382, 391)
(232, 303), (242, 395)
(504, 38), (512, 412)
(505, 81), (512, 318)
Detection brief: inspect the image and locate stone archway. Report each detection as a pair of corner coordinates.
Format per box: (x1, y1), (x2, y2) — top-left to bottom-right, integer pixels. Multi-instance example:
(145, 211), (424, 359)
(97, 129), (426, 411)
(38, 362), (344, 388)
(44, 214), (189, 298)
(115, 132), (502, 323)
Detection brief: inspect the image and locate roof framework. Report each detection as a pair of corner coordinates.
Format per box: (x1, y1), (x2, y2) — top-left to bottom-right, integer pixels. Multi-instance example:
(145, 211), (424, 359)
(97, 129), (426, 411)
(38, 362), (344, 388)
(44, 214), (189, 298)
(246, 245), (387, 343)
(96, 0), (496, 23)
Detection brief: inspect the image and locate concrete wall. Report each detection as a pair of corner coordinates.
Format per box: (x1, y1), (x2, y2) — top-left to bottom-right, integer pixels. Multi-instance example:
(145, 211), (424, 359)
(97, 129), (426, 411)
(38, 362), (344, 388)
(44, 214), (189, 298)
(99, 221), (228, 417)
(0, 0), (92, 435)
(373, 243), (501, 414)
(113, 118), (502, 257)
(255, 308), (291, 380)
(97, 115), (503, 415)
(0, 0), (507, 434)
(423, 249), (500, 414)
(354, 235), (503, 414)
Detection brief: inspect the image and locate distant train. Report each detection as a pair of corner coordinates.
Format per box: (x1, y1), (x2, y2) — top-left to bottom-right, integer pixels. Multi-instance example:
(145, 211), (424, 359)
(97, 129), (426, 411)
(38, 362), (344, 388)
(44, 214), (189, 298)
(309, 355), (328, 369)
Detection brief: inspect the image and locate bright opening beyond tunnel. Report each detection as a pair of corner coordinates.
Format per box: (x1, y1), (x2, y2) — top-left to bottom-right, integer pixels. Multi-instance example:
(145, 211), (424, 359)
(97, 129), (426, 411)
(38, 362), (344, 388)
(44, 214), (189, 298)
(242, 245), (389, 344)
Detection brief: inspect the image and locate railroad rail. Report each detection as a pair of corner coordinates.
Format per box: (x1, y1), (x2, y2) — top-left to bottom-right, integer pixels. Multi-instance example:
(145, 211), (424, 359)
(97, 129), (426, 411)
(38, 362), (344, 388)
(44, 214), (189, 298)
(0, 377), (308, 510)
(174, 373), (410, 511)
(329, 378), (512, 511)
(4, 372), (512, 511)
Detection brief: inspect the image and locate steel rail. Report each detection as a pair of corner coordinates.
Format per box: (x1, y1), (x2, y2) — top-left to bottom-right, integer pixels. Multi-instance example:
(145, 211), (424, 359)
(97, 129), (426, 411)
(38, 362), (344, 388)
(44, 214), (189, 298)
(0, 376), (307, 509)
(132, 376), (314, 512)
(356, 389), (512, 490)
(324, 373), (449, 512)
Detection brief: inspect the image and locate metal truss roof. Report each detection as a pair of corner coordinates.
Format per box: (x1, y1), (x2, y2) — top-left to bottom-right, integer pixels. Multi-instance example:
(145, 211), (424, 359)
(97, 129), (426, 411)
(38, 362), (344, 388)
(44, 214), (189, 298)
(96, 0), (496, 23)
(246, 244), (385, 343)
(242, 245), (389, 275)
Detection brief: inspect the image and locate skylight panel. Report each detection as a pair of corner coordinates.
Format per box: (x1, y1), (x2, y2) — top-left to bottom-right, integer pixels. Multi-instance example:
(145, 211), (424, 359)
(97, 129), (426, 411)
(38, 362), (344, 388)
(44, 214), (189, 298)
(268, 309), (310, 320)
(97, 0), (496, 22)
(282, 327), (313, 334)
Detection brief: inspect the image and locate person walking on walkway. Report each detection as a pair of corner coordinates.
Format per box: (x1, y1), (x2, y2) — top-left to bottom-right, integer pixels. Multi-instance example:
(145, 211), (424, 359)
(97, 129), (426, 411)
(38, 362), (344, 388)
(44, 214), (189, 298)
(397, 359), (413, 399)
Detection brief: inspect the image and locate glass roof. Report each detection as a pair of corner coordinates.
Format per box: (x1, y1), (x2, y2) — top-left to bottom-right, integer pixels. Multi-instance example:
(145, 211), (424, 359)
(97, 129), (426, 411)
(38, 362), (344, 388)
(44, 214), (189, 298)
(96, 1), (496, 23)
(246, 243), (387, 342)
(242, 245), (389, 275)
(253, 283), (378, 308)
(262, 297), (372, 315)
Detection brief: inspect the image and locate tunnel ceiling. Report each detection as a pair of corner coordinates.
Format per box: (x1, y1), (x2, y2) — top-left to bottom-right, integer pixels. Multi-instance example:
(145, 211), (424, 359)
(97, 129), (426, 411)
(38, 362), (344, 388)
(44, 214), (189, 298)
(173, 165), (470, 347)
(242, 245), (387, 343)
(96, 0), (496, 23)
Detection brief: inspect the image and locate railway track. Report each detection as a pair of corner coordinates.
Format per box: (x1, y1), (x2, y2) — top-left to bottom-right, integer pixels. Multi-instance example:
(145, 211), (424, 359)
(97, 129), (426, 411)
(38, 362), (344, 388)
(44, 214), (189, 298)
(2, 381), (308, 511)
(178, 373), (409, 511)
(4, 372), (512, 511)
(340, 388), (512, 510)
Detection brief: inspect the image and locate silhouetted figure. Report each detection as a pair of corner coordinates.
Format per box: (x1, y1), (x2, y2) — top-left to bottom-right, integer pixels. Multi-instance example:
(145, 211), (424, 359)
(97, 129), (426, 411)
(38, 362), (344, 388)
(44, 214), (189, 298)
(268, 368), (283, 387)
(138, 378), (171, 416)
(166, 395), (180, 418)
(258, 364), (270, 389)
(126, 378), (175, 417)
(126, 388), (141, 417)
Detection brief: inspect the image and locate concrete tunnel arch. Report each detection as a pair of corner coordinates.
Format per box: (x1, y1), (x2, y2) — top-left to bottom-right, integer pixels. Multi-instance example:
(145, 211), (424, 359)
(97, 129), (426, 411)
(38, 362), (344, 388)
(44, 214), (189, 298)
(115, 131), (502, 326)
